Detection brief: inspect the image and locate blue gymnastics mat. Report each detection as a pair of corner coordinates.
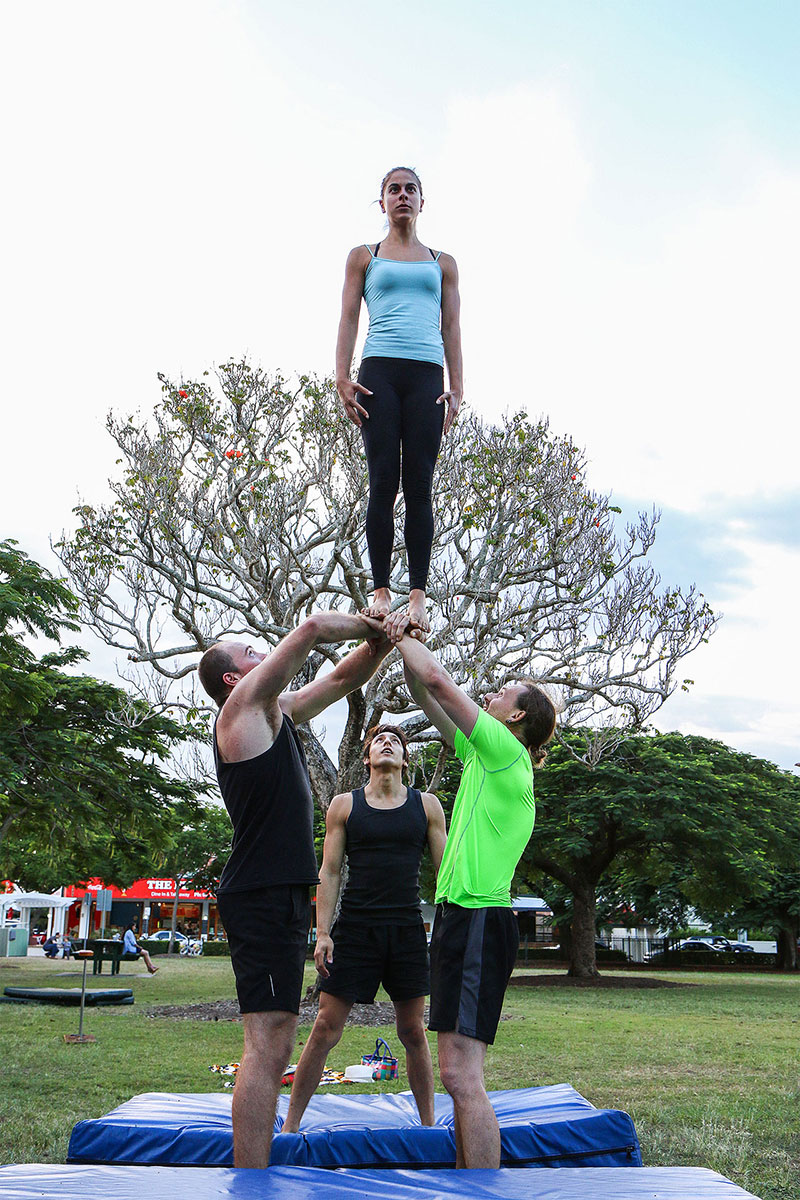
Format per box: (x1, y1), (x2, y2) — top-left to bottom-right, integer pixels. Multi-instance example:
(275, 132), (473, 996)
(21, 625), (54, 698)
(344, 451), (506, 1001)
(67, 1084), (641, 1169)
(0, 1164), (763, 1198)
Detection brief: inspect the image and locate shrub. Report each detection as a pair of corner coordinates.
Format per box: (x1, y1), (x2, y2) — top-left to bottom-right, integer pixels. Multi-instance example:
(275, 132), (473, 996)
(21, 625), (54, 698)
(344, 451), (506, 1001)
(596, 947), (629, 963)
(140, 939), (168, 956)
(201, 940), (231, 957)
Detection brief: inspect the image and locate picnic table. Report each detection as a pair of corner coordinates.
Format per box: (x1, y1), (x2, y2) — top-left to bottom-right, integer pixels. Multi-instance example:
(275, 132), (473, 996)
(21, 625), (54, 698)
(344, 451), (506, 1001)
(85, 939), (127, 975)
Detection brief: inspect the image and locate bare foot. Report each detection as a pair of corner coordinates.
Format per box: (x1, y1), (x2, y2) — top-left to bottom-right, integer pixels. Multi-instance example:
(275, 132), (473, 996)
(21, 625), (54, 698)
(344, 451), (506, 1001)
(408, 590), (430, 639)
(363, 588), (391, 619)
(149, 966), (159, 975)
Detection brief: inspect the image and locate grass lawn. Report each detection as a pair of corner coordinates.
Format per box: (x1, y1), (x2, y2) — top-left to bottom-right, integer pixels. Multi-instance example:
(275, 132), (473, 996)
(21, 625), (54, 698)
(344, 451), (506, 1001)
(1, 956), (798, 1199)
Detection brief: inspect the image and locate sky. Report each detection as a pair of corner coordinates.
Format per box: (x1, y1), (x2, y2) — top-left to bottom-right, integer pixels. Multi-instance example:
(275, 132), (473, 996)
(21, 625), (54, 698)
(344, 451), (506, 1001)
(1, 0), (798, 771)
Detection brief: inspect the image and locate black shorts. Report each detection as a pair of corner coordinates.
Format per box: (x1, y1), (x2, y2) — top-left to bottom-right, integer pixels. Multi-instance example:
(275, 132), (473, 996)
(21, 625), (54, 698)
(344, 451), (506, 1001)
(428, 903), (519, 1045)
(217, 885), (311, 1015)
(319, 917), (429, 1004)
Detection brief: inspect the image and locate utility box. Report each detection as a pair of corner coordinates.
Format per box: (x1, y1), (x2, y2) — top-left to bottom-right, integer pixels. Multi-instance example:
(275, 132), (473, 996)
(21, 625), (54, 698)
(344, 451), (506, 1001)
(0, 927), (29, 957)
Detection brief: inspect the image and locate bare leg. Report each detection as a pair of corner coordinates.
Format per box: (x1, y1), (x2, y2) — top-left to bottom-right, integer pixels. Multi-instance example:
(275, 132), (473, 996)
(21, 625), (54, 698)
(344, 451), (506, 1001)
(232, 1010), (297, 1167)
(453, 1108), (465, 1168)
(140, 949), (158, 974)
(364, 587), (392, 619)
(283, 993), (352, 1133)
(407, 589), (429, 636)
(438, 1031), (500, 1168)
(393, 996), (434, 1125)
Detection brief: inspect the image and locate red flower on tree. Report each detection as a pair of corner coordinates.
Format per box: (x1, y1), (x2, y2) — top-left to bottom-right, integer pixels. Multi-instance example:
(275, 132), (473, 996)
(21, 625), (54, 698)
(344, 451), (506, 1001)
(178, 389), (188, 398)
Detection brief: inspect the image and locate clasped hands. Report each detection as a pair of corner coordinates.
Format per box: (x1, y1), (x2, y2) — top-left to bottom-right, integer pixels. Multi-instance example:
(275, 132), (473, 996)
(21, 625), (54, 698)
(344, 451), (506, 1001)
(361, 609), (425, 645)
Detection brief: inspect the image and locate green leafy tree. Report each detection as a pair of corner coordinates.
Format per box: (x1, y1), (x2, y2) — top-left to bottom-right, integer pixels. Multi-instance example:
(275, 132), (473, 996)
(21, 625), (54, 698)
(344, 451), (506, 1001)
(515, 731), (800, 977)
(0, 542), (207, 890)
(156, 801), (233, 952)
(55, 362), (716, 808)
(702, 869), (800, 970)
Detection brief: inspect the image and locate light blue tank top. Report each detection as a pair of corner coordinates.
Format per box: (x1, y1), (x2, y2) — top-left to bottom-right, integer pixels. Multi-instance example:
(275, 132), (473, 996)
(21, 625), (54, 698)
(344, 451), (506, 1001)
(362, 245), (444, 366)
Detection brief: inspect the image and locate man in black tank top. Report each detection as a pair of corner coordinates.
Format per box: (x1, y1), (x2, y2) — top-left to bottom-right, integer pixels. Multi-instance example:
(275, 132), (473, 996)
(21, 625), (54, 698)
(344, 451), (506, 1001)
(198, 612), (392, 1169)
(283, 723), (447, 1133)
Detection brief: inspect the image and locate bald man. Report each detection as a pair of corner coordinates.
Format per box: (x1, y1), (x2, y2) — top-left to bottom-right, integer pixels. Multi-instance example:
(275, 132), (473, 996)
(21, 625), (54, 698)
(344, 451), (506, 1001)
(198, 613), (390, 1167)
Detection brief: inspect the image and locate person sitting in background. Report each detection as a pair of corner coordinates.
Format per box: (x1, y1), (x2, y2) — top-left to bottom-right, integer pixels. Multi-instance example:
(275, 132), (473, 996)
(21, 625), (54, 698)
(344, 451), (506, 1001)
(122, 922), (159, 974)
(42, 934), (59, 958)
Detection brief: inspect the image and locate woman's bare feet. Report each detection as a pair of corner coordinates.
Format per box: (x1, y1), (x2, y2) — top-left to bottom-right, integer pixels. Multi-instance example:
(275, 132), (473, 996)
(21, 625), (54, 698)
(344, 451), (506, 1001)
(407, 590), (430, 639)
(363, 587), (391, 619)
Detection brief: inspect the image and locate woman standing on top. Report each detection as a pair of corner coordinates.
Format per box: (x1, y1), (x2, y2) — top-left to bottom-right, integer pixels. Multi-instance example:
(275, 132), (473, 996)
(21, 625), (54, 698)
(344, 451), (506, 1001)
(335, 167), (463, 634)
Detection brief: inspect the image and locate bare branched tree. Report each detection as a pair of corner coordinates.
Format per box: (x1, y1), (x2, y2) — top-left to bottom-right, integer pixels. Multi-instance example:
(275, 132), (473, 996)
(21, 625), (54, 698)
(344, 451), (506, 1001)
(56, 361), (718, 806)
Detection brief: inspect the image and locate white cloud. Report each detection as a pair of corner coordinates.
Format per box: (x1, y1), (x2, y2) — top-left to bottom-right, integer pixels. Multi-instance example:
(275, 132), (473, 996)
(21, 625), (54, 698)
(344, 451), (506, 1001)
(653, 534), (800, 769)
(0, 2), (423, 547)
(427, 86), (800, 513)
(1, 17), (797, 773)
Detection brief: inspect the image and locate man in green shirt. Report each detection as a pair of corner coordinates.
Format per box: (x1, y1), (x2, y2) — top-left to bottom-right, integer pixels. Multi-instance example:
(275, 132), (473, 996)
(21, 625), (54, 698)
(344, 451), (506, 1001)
(367, 610), (557, 1169)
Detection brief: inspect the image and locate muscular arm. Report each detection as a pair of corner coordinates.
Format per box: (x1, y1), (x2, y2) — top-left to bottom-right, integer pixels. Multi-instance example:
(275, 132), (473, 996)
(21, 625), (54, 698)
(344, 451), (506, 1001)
(314, 793), (351, 976)
(404, 661), (459, 750)
(217, 613), (386, 758)
(422, 792), (447, 880)
(399, 634), (480, 745)
(282, 630), (392, 725)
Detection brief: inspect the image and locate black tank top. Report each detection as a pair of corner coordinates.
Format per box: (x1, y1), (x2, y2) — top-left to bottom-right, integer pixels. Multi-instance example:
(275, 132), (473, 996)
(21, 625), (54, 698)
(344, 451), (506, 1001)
(213, 714), (319, 893)
(339, 787), (427, 925)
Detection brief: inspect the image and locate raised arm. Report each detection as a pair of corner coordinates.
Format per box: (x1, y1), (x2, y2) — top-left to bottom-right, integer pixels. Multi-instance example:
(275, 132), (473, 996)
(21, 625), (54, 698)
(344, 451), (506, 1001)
(335, 246), (372, 428)
(357, 611), (478, 746)
(438, 253), (463, 436)
(423, 792), (447, 879)
(228, 613), (380, 718)
(404, 660), (459, 749)
(281, 627), (392, 725)
(314, 793), (351, 977)
(400, 634), (479, 744)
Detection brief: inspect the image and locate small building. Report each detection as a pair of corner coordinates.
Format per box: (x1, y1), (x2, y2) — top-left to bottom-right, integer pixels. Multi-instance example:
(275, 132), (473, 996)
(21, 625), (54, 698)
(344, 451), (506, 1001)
(511, 896), (555, 944)
(63, 878), (222, 940)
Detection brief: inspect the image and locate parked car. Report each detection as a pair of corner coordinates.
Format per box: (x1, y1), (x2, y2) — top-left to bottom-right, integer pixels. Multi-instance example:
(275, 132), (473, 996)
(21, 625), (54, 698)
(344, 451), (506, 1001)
(708, 937), (755, 954)
(644, 939), (722, 964)
(147, 929), (201, 955)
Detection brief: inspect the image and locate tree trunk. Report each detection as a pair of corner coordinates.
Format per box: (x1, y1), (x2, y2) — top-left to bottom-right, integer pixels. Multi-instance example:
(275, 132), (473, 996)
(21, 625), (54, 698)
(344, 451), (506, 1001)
(568, 887), (600, 978)
(776, 922), (799, 970)
(336, 689), (369, 795)
(296, 725), (338, 813)
(168, 882), (180, 956)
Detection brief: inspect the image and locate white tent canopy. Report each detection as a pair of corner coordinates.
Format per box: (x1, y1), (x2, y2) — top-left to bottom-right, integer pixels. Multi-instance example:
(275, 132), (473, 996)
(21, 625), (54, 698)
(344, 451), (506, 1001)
(0, 890), (74, 912)
(1, 890), (75, 938)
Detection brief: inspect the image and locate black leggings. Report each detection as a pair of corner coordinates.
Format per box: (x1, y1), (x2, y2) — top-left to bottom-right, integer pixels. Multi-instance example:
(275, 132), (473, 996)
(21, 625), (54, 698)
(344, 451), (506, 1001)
(357, 356), (444, 592)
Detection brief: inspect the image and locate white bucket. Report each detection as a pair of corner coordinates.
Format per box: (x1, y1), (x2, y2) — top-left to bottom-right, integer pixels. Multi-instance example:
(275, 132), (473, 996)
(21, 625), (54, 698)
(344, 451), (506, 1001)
(343, 1064), (375, 1083)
